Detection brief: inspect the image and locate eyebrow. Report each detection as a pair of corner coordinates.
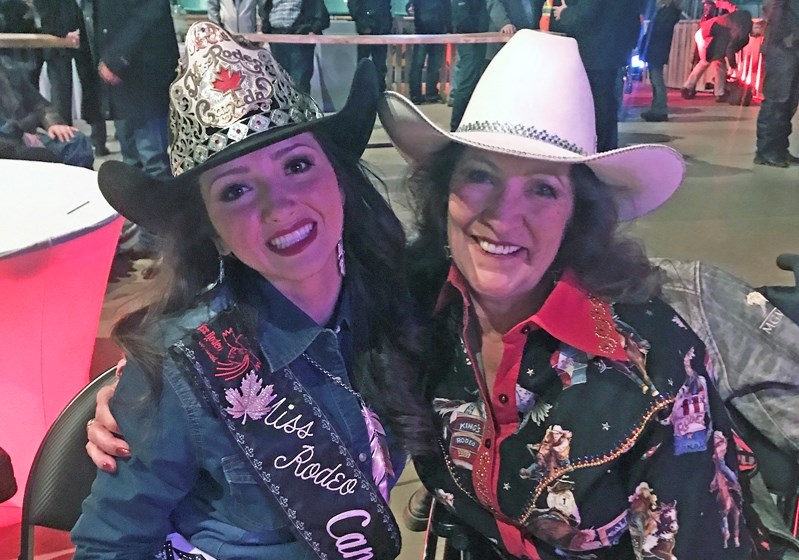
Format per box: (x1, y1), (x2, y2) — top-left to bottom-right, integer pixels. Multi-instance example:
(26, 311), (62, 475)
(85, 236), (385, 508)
(270, 141), (314, 160)
(459, 154), (500, 172)
(205, 142), (315, 185)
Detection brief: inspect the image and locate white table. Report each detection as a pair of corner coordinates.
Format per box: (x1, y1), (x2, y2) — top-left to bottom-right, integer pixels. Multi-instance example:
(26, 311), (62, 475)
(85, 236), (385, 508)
(0, 161), (121, 523)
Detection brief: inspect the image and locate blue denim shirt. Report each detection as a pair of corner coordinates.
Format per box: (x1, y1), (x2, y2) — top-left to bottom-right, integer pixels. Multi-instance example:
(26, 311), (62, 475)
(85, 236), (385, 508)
(72, 270), (405, 559)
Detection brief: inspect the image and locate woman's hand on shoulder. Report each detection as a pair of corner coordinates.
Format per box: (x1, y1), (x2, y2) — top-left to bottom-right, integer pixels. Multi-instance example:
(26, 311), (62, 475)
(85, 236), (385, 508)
(86, 370), (131, 472)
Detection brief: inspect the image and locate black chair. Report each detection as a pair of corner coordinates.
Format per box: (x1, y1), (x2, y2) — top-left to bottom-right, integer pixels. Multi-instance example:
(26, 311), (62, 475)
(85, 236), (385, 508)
(19, 367), (116, 560)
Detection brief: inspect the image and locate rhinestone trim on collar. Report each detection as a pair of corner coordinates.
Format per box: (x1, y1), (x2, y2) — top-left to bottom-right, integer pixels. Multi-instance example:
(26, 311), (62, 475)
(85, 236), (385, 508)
(456, 120), (587, 156)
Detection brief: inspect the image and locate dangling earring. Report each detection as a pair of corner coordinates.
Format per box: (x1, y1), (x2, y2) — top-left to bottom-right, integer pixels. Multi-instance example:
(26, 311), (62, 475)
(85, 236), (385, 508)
(336, 240), (346, 277)
(217, 255), (226, 286)
(201, 255), (226, 294)
(444, 244), (452, 260)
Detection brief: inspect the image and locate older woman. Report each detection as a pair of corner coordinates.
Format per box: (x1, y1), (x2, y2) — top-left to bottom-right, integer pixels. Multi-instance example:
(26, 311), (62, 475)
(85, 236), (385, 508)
(380, 30), (767, 559)
(71, 22), (433, 558)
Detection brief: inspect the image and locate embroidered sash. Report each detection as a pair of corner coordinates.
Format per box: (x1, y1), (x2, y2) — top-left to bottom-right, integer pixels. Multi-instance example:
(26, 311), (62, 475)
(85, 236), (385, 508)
(170, 307), (401, 560)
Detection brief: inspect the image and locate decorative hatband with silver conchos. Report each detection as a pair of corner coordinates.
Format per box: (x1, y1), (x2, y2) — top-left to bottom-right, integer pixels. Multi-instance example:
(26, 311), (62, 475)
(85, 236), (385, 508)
(168, 22), (324, 177)
(456, 120), (587, 156)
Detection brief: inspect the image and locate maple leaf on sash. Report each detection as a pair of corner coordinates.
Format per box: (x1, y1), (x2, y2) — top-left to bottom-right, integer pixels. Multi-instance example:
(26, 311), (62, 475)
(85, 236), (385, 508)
(225, 372), (276, 424)
(362, 406), (394, 501)
(212, 67), (242, 94)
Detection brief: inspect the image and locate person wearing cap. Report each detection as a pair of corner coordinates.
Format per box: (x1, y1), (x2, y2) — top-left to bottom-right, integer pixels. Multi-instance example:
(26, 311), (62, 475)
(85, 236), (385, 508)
(70, 22), (434, 559)
(379, 29), (769, 559)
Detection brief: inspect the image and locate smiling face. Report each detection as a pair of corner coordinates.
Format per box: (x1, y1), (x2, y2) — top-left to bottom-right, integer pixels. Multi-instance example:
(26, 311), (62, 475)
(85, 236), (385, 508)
(199, 132), (343, 292)
(447, 147), (575, 315)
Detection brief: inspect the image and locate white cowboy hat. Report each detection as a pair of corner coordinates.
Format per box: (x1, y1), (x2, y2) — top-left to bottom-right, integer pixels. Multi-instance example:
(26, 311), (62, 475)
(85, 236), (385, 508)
(378, 30), (685, 220)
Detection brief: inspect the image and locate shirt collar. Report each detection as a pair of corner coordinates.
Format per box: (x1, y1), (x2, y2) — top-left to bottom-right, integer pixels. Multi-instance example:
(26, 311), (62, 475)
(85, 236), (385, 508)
(436, 265), (628, 361)
(233, 266), (351, 371)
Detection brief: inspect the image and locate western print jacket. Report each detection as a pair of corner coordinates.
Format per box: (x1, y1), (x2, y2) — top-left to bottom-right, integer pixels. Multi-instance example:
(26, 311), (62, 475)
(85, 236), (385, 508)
(415, 267), (766, 560)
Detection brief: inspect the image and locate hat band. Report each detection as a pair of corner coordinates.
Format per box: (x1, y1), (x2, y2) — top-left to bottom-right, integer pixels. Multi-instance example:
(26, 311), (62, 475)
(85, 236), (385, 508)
(456, 120), (587, 156)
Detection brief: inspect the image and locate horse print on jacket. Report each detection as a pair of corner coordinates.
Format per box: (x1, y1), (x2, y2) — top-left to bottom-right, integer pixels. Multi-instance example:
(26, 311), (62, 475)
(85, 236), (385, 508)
(627, 482), (679, 560)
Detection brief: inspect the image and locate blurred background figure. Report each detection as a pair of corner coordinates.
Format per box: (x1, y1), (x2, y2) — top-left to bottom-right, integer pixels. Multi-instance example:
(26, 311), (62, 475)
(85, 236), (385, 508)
(0, 44), (93, 167)
(263, 0), (329, 94)
(34, 0), (109, 156)
(640, 0), (682, 122)
(94, 0), (177, 178)
(208, 0), (262, 33)
(754, 0), (799, 168)
(348, 0), (391, 91)
(486, 0), (540, 61)
(406, 0), (450, 104)
(681, 9), (752, 102)
(448, 0), (488, 130)
(0, 0), (41, 86)
(552, 0), (642, 150)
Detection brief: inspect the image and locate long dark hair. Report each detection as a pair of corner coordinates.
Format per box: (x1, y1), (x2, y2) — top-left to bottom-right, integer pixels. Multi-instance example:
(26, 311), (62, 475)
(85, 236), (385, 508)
(406, 142), (663, 315)
(114, 132), (437, 456)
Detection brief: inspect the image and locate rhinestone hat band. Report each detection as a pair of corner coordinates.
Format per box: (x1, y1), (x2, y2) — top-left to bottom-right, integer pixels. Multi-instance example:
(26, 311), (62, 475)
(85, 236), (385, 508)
(456, 120), (587, 156)
(169, 22), (324, 177)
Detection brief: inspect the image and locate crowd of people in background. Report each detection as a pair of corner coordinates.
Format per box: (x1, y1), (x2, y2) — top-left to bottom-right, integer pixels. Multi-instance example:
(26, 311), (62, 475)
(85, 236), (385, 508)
(0, 0), (795, 250)
(1, 0), (795, 168)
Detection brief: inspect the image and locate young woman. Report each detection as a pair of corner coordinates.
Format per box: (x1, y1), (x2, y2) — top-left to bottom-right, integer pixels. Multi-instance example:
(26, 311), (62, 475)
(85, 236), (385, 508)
(380, 30), (771, 559)
(71, 22), (434, 559)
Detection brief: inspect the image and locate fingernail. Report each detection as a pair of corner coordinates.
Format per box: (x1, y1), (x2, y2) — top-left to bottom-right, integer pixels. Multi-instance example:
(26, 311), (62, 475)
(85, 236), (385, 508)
(102, 461), (115, 472)
(118, 447), (130, 456)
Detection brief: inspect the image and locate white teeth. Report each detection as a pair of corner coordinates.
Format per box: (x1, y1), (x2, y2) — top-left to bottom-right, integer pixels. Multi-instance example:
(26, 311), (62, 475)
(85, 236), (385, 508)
(269, 223), (314, 250)
(477, 239), (522, 255)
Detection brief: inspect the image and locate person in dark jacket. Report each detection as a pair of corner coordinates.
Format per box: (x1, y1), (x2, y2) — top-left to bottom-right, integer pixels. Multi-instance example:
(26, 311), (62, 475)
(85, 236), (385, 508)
(407, 0), (450, 103)
(449, 0), (489, 130)
(485, 0), (541, 60)
(33, 0), (108, 155)
(94, 0), (178, 178)
(349, 0), (392, 91)
(0, 55), (94, 167)
(681, 10), (752, 102)
(263, 0), (330, 94)
(552, 0), (643, 151)
(641, 0), (682, 122)
(755, 0), (799, 167)
(0, 0), (41, 84)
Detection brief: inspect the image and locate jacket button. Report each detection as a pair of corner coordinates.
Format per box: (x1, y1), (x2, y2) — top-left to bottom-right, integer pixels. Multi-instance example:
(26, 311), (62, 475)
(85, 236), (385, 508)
(521, 325), (531, 334)
(358, 453), (368, 462)
(484, 439), (491, 449)
(498, 393), (508, 404)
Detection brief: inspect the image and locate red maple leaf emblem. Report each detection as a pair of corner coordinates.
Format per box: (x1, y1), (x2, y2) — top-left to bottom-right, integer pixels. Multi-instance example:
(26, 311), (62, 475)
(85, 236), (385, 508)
(212, 67), (242, 94)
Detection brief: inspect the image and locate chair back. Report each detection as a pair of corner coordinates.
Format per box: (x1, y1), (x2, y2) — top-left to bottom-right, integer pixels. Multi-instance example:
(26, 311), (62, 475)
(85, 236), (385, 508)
(19, 367), (116, 560)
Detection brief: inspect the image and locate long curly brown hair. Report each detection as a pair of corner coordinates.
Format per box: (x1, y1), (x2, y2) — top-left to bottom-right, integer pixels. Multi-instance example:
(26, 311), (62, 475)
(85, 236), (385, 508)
(114, 132), (438, 456)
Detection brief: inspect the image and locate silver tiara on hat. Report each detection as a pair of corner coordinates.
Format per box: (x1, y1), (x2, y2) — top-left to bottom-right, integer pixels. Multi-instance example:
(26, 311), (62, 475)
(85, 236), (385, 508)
(168, 21), (324, 176)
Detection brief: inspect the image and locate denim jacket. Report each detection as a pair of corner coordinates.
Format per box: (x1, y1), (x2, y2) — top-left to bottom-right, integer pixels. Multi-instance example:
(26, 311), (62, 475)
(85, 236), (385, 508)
(656, 259), (799, 457)
(72, 269), (404, 559)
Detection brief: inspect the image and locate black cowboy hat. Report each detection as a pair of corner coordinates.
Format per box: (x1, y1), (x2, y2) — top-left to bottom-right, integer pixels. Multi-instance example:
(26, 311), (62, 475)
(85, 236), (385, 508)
(98, 21), (379, 234)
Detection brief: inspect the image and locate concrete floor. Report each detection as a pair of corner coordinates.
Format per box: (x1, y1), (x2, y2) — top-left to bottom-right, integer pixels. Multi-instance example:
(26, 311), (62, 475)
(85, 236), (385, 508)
(92, 84), (798, 559)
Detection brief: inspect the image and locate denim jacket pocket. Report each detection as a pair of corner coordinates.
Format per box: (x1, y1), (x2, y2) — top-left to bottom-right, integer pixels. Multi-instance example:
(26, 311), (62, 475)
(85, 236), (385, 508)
(221, 455), (290, 531)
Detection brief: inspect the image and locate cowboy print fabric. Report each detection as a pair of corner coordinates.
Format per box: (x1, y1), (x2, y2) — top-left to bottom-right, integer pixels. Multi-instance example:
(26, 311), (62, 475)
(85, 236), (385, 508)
(417, 282), (760, 559)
